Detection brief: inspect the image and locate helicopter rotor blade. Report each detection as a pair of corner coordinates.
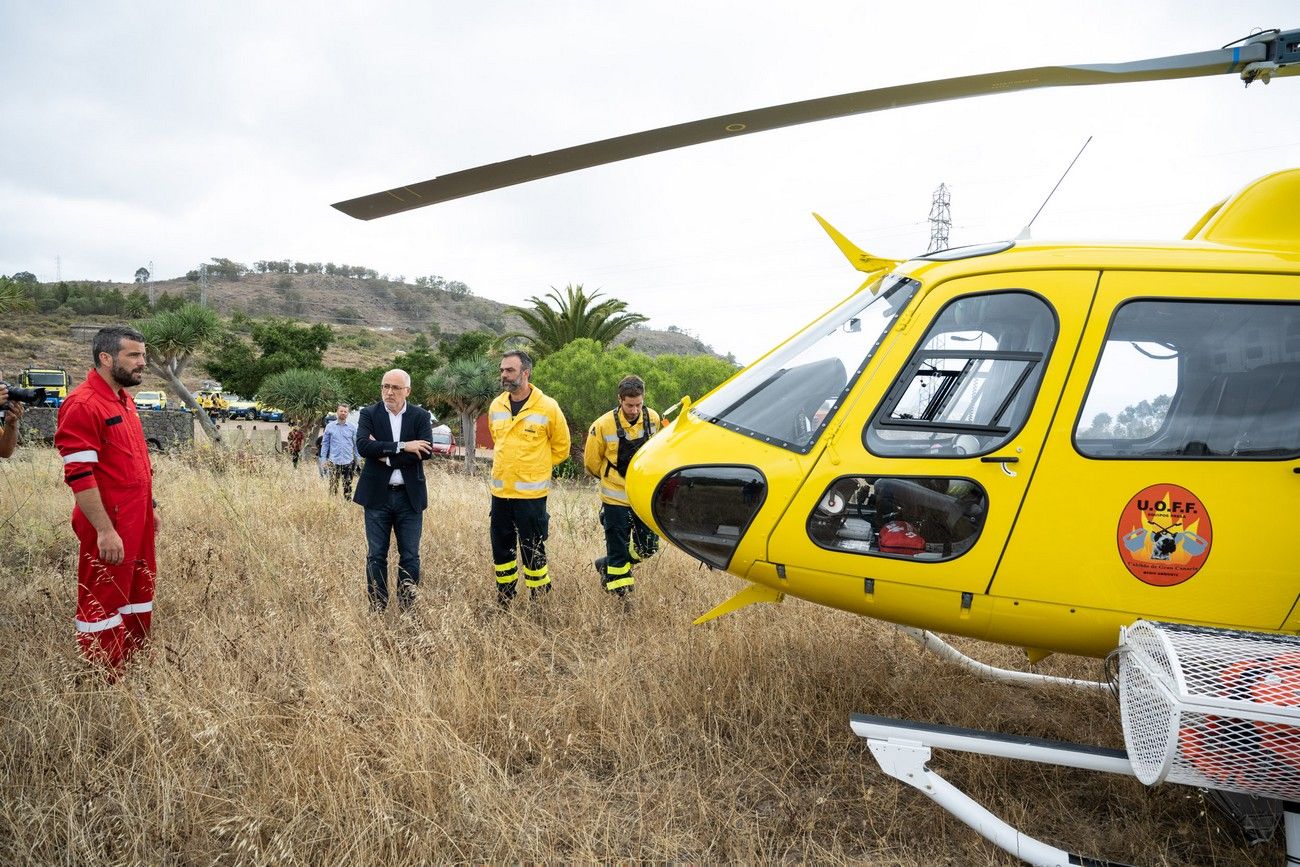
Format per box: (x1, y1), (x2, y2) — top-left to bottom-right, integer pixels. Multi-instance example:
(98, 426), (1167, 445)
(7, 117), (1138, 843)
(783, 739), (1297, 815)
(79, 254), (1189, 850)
(333, 28), (1299, 221)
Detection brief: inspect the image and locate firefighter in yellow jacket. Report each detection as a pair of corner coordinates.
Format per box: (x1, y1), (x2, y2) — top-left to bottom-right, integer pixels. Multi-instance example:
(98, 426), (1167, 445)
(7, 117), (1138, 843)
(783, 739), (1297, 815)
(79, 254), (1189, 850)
(583, 375), (661, 596)
(488, 350), (571, 604)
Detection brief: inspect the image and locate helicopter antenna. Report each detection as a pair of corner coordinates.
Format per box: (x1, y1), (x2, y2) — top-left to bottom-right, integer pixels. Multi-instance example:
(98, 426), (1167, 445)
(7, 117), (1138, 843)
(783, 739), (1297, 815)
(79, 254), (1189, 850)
(1015, 136), (1092, 240)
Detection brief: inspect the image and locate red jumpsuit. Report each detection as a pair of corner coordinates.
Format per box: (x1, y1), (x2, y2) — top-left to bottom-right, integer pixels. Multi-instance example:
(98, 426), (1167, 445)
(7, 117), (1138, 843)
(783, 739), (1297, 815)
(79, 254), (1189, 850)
(54, 370), (156, 669)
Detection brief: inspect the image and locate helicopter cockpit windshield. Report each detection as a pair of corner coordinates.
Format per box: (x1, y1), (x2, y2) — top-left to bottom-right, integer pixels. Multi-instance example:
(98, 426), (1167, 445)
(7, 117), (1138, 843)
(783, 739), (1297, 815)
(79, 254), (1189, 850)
(691, 274), (918, 453)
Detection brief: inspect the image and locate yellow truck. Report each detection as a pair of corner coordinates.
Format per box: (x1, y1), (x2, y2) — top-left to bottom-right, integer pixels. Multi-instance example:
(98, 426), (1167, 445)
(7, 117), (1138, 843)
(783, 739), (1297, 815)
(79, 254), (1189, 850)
(18, 368), (70, 406)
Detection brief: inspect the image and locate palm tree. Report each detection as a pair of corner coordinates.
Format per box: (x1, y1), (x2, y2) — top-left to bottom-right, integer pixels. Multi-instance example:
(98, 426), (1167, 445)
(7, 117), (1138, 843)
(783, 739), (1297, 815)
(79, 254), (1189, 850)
(0, 276), (35, 315)
(425, 357), (498, 474)
(136, 303), (225, 444)
(255, 368), (345, 450)
(506, 284), (647, 358)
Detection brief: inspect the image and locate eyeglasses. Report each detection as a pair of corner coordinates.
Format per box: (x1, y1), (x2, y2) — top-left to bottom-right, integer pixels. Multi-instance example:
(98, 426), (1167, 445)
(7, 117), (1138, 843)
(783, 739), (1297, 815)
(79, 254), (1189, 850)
(381, 384), (408, 391)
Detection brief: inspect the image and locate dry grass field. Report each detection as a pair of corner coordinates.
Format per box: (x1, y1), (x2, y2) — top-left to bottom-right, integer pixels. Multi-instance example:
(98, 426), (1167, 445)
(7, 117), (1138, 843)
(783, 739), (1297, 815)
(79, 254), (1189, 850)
(0, 447), (1281, 865)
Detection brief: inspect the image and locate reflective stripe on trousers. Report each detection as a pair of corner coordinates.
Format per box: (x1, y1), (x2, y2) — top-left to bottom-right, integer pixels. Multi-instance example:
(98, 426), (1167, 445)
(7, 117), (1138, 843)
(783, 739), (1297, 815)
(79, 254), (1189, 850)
(523, 563), (551, 589)
(604, 560), (634, 591)
(495, 559), (518, 585)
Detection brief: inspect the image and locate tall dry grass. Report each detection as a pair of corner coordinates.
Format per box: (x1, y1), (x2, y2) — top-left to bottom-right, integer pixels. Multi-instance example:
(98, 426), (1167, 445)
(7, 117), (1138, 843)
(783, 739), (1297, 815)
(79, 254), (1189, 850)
(0, 448), (1279, 865)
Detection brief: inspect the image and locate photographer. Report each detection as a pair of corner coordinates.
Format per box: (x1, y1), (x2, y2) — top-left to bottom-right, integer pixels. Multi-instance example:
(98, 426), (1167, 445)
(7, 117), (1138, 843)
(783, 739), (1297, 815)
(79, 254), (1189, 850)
(0, 381), (25, 459)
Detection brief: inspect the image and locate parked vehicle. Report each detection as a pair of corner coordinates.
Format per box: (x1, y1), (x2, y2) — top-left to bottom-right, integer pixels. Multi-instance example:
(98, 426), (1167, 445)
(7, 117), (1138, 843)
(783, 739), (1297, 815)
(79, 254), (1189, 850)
(430, 424), (456, 456)
(19, 368), (70, 406)
(257, 404), (286, 422)
(197, 389), (229, 417)
(133, 390), (167, 411)
(224, 394), (259, 420)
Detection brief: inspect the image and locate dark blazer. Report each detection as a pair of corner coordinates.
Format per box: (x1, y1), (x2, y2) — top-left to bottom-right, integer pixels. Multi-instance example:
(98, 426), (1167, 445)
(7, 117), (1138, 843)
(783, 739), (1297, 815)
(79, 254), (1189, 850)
(353, 401), (434, 512)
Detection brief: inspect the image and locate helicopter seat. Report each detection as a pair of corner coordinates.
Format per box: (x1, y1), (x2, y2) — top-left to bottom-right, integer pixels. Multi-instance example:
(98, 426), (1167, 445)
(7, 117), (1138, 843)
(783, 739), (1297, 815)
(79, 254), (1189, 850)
(1197, 363), (1300, 456)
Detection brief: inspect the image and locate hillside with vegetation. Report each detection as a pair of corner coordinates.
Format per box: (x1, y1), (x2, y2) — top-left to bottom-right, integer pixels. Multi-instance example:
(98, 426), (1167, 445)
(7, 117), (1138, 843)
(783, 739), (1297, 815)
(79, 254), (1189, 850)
(0, 259), (723, 370)
(1, 267), (739, 458)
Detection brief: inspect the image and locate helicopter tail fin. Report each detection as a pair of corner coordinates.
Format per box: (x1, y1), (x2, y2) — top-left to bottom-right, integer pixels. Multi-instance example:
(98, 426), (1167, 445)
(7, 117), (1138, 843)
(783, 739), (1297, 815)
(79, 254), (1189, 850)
(813, 214), (901, 279)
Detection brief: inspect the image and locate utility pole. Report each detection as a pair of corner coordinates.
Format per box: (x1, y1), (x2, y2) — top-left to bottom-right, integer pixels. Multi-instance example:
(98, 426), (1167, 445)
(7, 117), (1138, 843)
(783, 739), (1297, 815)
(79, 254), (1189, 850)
(927, 183), (952, 254)
(148, 260), (155, 306)
(199, 262), (208, 307)
(56, 254), (62, 282)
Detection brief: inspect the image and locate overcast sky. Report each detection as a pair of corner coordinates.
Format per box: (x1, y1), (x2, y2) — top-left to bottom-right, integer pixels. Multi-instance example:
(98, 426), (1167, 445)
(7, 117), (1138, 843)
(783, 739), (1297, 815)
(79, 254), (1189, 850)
(3, 2), (1297, 362)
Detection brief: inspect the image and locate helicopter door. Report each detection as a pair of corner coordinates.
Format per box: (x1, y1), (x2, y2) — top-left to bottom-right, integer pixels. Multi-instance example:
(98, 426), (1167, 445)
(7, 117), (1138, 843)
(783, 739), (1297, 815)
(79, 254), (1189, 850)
(765, 271), (1098, 635)
(991, 271), (1300, 642)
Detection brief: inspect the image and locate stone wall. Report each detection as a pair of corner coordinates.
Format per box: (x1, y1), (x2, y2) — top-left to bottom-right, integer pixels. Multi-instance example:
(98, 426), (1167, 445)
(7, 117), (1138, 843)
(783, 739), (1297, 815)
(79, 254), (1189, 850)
(14, 406), (194, 451)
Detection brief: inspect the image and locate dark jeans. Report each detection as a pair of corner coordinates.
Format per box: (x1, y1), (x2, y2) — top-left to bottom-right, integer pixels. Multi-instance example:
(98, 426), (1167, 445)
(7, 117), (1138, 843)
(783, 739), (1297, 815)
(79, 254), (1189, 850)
(363, 488), (423, 610)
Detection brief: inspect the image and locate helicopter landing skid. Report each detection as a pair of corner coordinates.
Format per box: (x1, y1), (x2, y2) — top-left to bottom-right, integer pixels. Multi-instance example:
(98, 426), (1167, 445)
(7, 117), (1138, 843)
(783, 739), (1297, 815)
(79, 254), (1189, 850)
(851, 713), (1300, 866)
(897, 626), (1110, 692)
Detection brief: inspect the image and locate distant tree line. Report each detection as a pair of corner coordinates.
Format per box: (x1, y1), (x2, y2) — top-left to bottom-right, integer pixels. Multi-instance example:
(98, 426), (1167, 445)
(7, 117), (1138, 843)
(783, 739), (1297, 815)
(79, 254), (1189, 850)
(179, 258), (475, 296)
(1, 271), (192, 317)
(1079, 394), (1173, 439)
(247, 259), (380, 279)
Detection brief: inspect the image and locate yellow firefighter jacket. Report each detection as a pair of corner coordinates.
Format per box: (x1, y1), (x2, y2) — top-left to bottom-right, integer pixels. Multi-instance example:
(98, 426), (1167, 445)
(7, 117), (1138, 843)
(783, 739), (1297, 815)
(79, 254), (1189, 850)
(583, 406), (661, 507)
(488, 384), (571, 499)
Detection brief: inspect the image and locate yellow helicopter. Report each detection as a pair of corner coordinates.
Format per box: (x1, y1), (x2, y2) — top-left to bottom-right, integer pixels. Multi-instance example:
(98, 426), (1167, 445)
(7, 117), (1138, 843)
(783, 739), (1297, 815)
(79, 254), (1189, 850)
(335, 25), (1298, 661)
(336, 26), (1300, 862)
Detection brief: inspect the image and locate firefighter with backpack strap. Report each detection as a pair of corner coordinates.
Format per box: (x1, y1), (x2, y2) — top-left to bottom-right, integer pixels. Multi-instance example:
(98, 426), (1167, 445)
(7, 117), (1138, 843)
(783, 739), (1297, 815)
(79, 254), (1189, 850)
(583, 375), (661, 597)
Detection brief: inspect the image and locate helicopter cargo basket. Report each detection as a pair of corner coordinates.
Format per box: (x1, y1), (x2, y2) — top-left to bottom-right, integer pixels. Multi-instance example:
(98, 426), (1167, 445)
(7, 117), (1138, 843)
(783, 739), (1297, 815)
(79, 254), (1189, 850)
(1118, 620), (1300, 802)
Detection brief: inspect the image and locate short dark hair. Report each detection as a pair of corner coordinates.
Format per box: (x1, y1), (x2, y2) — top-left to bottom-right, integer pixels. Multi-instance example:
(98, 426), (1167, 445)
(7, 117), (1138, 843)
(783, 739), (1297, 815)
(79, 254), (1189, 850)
(92, 326), (146, 366)
(502, 349), (533, 373)
(617, 375), (645, 399)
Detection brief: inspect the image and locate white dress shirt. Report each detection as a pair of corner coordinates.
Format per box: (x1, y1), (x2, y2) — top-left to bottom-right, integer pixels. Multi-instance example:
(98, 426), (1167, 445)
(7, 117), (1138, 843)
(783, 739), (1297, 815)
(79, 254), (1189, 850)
(384, 402), (406, 485)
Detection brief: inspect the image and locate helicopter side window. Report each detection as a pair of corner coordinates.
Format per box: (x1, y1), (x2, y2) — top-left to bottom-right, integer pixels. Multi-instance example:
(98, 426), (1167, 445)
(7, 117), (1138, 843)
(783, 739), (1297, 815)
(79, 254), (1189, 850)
(807, 475), (988, 561)
(865, 292), (1057, 457)
(692, 274), (919, 454)
(1076, 300), (1300, 459)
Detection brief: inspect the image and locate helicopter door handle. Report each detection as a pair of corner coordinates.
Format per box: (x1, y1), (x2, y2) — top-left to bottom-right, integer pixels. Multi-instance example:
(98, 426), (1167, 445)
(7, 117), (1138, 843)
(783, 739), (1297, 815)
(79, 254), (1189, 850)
(981, 455), (1019, 477)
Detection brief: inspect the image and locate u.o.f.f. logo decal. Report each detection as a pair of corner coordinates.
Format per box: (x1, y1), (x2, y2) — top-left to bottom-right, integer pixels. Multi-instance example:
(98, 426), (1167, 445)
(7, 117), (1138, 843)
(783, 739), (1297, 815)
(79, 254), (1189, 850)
(1117, 484), (1212, 586)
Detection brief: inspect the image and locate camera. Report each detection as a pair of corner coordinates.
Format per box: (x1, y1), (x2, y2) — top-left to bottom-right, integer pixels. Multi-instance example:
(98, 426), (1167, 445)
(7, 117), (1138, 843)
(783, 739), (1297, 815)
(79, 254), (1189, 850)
(0, 382), (46, 409)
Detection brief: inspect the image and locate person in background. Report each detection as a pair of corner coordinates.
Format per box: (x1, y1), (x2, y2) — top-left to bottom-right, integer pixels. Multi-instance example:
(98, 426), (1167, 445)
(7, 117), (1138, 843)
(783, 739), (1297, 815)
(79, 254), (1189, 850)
(583, 374), (661, 597)
(486, 350), (570, 605)
(0, 381), (24, 459)
(286, 424), (305, 468)
(54, 326), (159, 673)
(320, 403), (359, 500)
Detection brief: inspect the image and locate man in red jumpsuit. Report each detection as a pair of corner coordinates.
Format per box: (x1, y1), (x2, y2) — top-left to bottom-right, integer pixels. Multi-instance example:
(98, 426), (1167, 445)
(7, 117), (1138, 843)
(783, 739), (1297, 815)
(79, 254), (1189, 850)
(55, 326), (159, 671)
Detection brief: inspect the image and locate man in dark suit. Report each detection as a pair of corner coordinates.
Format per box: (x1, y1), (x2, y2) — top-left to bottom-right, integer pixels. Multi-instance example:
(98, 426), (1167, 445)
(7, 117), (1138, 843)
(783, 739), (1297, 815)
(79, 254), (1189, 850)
(354, 369), (434, 611)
